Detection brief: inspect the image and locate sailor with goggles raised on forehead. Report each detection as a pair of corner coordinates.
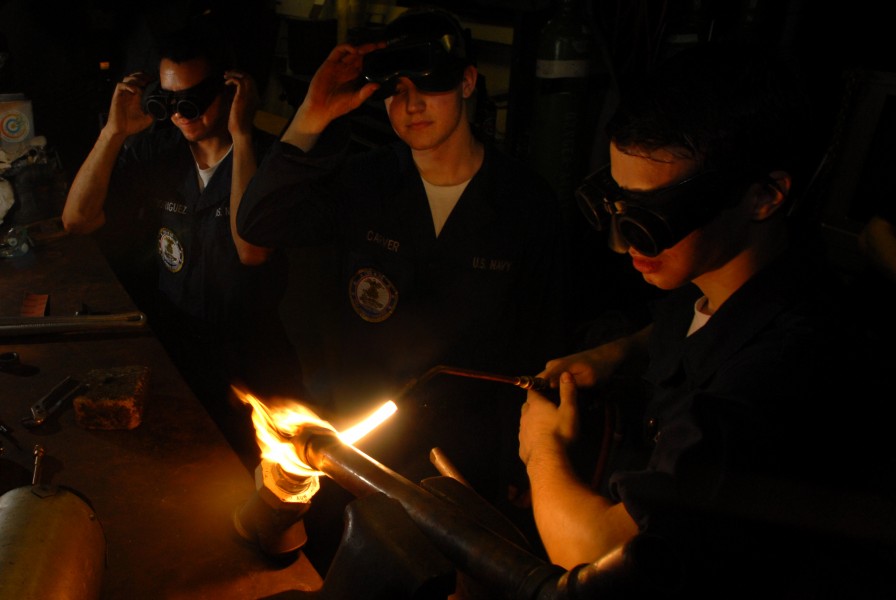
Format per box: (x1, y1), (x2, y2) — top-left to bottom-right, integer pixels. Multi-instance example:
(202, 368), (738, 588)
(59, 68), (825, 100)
(237, 6), (569, 566)
(360, 25), (469, 99)
(62, 17), (305, 470)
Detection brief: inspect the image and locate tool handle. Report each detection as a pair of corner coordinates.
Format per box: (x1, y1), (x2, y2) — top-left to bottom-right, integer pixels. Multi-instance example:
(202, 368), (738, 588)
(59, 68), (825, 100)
(32, 444), (44, 486)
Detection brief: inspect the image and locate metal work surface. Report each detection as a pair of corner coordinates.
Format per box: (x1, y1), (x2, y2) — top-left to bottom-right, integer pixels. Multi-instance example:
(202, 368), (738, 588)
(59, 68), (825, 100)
(0, 234), (322, 599)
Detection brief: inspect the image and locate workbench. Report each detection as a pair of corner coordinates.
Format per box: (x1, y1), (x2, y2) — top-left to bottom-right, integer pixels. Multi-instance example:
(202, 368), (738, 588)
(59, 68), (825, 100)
(0, 233), (322, 599)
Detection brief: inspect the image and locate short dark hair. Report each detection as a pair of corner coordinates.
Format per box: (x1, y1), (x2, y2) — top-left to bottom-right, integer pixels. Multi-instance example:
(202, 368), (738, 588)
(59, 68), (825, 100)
(606, 42), (817, 200)
(156, 17), (235, 76)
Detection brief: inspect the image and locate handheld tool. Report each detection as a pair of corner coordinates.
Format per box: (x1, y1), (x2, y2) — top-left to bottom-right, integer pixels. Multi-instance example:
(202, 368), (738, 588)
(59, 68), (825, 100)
(21, 376), (87, 428)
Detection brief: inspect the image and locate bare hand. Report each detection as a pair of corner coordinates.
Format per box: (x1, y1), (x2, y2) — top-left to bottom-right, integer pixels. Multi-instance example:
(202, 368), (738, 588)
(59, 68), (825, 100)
(104, 72), (154, 137)
(225, 70), (260, 138)
(519, 372), (580, 465)
(539, 348), (606, 389)
(297, 42), (385, 132)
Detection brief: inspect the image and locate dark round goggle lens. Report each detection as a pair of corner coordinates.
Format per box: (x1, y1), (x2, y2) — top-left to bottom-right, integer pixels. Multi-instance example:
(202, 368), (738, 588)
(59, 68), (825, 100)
(575, 186), (609, 232)
(144, 96), (170, 121)
(575, 164), (754, 256)
(617, 217), (661, 257)
(172, 100), (202, 120)
(616, 207), (679, 257)
(142, 78), (222, 121)
(143, 96), (203, 121)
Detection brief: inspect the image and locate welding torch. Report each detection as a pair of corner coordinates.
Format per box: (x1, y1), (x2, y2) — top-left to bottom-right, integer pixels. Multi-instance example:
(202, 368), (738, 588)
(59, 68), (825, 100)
(393, 365), (549, 403)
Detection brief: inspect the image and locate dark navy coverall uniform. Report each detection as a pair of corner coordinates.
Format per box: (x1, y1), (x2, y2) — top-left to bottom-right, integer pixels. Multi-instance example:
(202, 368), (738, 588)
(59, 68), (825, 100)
(238, 122), (570, 564)
(102, 124), (303, 469)
(605, 246), (892, 597)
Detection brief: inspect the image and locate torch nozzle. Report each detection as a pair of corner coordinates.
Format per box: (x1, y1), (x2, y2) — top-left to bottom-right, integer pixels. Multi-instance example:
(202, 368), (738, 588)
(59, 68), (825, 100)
(515, 375), (549, 391)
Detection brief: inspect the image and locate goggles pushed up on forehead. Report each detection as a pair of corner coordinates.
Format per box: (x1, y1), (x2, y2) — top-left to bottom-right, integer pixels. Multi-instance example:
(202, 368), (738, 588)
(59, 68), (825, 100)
(143, 75), (225, 121)
(362, 36), (465, 98)
(575, 164), (754, 257)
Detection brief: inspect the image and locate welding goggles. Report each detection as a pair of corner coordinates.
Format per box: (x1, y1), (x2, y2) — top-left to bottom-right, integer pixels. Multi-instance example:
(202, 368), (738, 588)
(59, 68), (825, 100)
(143, 75), (226, 121)
(575, 164), (756, 257)
(362, 36), (466, 98)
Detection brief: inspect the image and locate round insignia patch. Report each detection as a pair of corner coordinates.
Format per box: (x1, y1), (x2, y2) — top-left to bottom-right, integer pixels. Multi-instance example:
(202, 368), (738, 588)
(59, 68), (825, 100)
(158, 227), (185, 273)
(349, 268), (398, 323)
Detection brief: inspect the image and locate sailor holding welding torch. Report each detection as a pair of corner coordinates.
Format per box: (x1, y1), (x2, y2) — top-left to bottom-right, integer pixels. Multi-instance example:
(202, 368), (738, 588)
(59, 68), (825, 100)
(518, 40), (893, 597)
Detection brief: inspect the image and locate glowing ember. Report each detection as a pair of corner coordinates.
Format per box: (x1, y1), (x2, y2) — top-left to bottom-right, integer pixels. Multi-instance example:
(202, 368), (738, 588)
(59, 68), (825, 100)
(233, 387), (396, 478)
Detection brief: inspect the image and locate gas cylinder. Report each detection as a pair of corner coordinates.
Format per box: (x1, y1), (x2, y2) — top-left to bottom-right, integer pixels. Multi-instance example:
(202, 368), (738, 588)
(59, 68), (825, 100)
(528, 0), (609, 208)
(0, 485), (105, 600)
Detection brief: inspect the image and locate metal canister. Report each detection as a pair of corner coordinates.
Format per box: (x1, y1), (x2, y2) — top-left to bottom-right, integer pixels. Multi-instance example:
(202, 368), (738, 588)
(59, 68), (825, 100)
(0, 485), (105, 600)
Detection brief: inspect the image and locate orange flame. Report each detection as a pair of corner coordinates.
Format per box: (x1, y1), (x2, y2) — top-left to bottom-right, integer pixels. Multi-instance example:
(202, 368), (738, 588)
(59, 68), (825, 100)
(233, 387), (396, 478)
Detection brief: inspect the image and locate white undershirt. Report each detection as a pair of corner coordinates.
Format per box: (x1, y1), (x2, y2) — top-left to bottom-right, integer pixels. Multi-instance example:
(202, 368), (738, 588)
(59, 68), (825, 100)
(196, 145), (233, 191)
(687, 295), (712, 336)
(422, 178), (470, 237)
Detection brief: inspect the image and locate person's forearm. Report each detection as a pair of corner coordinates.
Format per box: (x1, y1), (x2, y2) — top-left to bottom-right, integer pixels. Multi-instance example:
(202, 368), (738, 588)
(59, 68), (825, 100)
(527, 446), (637, 569)
(542, 323), (653, 387)
(590, 322), (653, 379)
(280, 103), (325, 152)
(230, 132), (273, 265)
(61, 128), (128, 234)
(617, 323), (652, 372)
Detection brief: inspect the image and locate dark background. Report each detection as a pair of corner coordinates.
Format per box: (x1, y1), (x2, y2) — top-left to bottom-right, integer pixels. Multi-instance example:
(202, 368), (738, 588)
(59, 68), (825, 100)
(1, 0), (894, 231)
(3, 0), (895, 349)
(2, 0), (893, 382)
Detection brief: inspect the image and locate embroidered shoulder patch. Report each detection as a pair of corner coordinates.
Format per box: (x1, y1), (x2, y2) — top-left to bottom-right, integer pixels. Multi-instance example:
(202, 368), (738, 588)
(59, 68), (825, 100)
(349, 268), (398, 323)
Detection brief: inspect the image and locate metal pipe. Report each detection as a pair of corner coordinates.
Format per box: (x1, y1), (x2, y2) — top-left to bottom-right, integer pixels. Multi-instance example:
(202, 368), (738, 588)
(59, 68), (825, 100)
(290, 427), (660, 598)
(232, 461), (313, 559)
(291, 425), (566, 599)
(0, 312), (147, 336)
